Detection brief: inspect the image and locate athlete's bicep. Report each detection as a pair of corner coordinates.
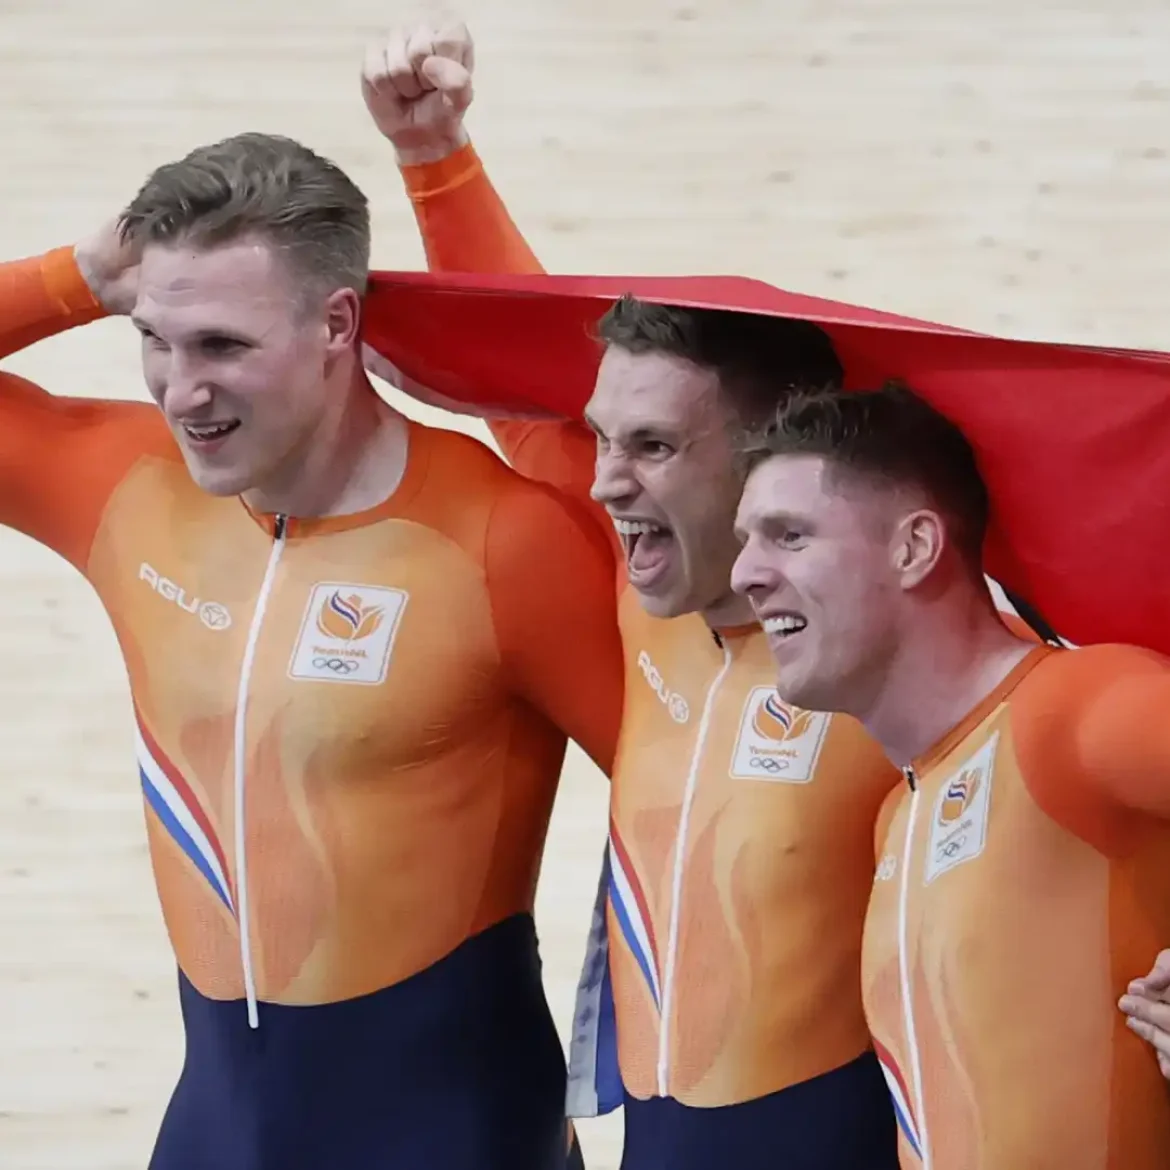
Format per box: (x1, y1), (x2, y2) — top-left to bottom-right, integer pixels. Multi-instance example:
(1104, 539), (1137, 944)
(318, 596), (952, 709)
(401, 143), (544, 276)
(487, 481), (624, 776)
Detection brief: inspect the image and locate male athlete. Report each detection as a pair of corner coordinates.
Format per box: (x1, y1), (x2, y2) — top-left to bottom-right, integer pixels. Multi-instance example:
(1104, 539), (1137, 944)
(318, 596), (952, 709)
(0, 134), (624, 1168)
(729, 381), (1170, 1168)
(362, 20), (903, 1169)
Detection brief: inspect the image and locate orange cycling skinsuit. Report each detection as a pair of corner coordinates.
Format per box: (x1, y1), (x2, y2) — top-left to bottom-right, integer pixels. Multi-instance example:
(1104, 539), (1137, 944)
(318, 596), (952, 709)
(866, 642), (1170, 1169)
(0, 248), (626, 1169)
(395, 143), (906, 1169)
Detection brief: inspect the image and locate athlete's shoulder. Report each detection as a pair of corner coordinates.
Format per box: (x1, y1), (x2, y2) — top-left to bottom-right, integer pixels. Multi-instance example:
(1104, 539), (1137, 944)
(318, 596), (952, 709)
(1010, 642), (1170, 846)
(405, 420), (606, 566)
(417, 420), (507, 475)
(411, 419), (576, 508)
(1019, 642), (1170, 713)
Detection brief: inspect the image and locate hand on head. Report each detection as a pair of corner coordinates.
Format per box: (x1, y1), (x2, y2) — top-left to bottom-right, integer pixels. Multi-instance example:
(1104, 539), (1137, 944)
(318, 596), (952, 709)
(74, 216), (141, 316)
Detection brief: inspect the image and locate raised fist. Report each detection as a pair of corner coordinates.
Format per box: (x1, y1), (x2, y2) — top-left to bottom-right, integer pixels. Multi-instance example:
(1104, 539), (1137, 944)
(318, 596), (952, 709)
(361, 18), (474, 165)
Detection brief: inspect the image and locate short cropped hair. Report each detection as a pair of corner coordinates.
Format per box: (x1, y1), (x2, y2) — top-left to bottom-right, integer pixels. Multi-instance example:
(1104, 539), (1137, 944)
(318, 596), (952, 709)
(739, 380), (990, 569)
(596, 295), (844, 425)
(119, 132), (370, 300)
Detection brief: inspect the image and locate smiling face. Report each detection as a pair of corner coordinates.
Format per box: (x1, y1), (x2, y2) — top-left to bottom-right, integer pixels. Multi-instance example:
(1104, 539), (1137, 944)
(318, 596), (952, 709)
(133, 237), (358, 499)
(730, 453), (907, 714)
(586, 346), (748, 622)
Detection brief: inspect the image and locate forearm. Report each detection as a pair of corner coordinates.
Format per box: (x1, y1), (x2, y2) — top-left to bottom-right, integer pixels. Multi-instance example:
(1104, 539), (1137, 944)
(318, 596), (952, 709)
(0, 248), (106, 361)
(399, 143), (544, 276)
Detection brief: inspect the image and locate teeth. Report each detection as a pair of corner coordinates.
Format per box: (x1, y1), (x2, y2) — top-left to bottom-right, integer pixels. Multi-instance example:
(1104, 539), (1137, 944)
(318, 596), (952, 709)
(763, 615), (807, 636)
(186, 422), (235, 439)
(614, 519), (667, 537)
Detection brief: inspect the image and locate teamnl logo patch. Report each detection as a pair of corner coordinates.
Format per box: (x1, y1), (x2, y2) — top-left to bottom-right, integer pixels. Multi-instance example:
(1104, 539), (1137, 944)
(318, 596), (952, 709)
(729, 686), (830, 782)
(288, 583), (408, 685)
(924, 731), (997, 884)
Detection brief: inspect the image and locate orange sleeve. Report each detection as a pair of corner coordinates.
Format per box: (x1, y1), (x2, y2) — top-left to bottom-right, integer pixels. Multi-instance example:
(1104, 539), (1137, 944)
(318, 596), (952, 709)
(0, 247), (160, 567)
(1015, 644), (1170, 835)
(484, 476), (624, 777)
(399, 144), (617, 562)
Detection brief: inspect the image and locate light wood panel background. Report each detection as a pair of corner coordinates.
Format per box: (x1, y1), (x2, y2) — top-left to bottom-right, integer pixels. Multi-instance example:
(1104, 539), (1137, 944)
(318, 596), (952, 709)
(2, 1), (1168, 1166)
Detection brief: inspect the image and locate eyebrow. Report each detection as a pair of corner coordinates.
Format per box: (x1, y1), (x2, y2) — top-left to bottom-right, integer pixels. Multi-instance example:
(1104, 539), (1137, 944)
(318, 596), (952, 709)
(737, 509), (808, 539)
(583, 414), (671, 444)
(130, 318), (251, 343)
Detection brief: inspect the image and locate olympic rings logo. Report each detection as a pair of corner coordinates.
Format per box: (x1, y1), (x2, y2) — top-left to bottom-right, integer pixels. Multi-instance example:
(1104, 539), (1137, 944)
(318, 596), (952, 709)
(749, 755), (790, 774)
(939, 834), (967, 859)
(312, 656), (360, 674)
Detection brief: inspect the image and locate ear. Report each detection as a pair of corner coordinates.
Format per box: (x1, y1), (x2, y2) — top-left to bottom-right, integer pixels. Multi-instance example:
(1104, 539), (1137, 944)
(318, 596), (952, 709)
(890, 508), (945, 588)
(322, 287), (362, 355)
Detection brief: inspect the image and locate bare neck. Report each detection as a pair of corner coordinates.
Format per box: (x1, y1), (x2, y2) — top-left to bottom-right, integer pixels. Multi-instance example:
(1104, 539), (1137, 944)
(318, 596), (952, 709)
(858, 588), (1036, 768)
(702, 588), (758, 632)
(243, 367), (409, 521)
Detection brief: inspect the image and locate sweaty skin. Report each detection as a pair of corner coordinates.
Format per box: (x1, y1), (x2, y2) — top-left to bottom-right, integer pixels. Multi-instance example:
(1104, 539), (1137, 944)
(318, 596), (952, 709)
(398, 146), (904, 1162)
(0, 246), (624, 1170)
(867, 643), (1170, 1170)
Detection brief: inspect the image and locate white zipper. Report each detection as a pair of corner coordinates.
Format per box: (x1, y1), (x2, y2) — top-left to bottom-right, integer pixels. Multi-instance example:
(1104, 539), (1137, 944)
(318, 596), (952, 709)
(655, 642), (733, 1096)
(233, 513), (288, 1029)
(898, 766), (932, 1166)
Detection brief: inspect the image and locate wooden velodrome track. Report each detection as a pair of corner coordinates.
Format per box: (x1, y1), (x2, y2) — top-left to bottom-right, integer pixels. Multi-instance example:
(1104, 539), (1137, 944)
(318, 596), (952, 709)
(2, 1), (1169, 1166)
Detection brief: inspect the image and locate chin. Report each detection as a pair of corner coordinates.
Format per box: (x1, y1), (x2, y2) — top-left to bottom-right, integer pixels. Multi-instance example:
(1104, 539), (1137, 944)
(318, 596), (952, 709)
(775, 673), (847, 716)
(184, 458), (254, 499)
(632, 586), (690, 621)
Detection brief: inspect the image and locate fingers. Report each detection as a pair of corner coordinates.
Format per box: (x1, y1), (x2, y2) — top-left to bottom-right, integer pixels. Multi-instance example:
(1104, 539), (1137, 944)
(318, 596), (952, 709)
(1120, 992), (1170, 1066)
(1127, 948), (1170, 998)
(1145, 949), (1170, 992)
(361, 26), (423, 106)
(433, 17), (474, 71)
(420, 57), (473, 114)
(362, 18), (473, 105)
(405, 25), (438, 92)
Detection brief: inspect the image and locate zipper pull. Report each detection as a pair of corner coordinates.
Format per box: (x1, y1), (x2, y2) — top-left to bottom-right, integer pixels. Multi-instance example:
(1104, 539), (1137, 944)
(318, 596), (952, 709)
(902, 765), (917, 791)
(274, 513), (288, 539)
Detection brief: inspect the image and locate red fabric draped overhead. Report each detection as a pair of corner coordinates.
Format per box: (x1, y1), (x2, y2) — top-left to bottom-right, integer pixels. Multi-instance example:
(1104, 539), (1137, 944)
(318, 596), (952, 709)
(364, 269), (1170, 656)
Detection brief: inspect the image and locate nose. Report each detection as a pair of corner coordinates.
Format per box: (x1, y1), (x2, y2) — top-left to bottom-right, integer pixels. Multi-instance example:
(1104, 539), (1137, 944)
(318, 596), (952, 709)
(160, 350), (214, 417)
(730, 535), (778, 599)
(590, 446), (639, 507)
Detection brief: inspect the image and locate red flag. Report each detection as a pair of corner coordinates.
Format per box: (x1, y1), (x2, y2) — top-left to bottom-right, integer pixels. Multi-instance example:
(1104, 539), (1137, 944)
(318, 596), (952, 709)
(364, 269), (1170, 656)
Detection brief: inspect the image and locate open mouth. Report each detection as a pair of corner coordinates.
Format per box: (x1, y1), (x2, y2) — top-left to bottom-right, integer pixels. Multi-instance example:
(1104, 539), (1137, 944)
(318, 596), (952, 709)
(614, 518), (674, 585)
(761, 613), (808, 639)
(183, 420), (241, 445)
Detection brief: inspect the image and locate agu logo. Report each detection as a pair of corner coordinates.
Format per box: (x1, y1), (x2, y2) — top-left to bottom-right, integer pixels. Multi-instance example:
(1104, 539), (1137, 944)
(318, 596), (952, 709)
(924, 733), (997, 884)
(730, 687), (830, 782)
(139, 562), (232, 632)
(289, 582), (408, 685)
(636, 650), (690, 724)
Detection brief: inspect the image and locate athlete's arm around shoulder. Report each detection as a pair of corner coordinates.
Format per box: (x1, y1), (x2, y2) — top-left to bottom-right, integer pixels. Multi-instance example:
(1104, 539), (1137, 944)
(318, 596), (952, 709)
(483, 465), (624, 777)
(361, 19), (607, 538)
(0, 226), (164, 566)
(1013, 643), (1170, 830)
